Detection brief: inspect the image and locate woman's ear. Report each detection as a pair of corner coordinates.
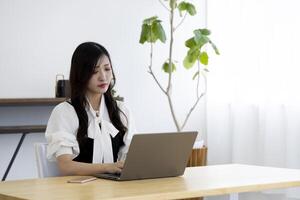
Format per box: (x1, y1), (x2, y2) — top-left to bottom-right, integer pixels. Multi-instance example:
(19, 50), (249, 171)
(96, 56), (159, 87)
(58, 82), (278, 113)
(110, 78), (116, 86)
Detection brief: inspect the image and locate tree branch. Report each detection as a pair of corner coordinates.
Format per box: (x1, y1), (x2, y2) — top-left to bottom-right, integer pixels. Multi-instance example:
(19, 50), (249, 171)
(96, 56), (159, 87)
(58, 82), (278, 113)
(180, 93), (204, 131)
(165, 2), (182, 131)
(158, 0), (170, 11)
(167, 92), (181, 131)
(148, 41), (167, 95)
(196, 60), (200, 98)
(180, 61), (206, 130)
(174, 12), (187, 31)
(167, 4), (174, 94)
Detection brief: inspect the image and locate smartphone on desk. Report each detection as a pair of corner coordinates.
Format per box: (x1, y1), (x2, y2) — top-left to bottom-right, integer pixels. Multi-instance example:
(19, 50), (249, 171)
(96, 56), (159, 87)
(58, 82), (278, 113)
(67, 176), (97, 183)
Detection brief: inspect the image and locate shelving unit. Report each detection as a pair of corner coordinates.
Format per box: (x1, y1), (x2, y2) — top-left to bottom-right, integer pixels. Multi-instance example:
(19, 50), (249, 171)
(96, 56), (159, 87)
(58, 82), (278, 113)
(0, 98), (65, 181)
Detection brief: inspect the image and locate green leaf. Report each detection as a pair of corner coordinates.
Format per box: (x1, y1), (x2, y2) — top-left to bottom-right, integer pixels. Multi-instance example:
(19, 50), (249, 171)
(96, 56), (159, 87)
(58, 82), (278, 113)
(140, 16), (166, 44)
(199, 51), (209, 65)
(192, 71), (199, 80)
(178, 2), (186, 16)
(183, 55), (195, 69)
(139, 24), (151, 44)
(209, 40), (220, 55)
(188, 48), (200, 61)
(178, 2), (187, 10)
(186, 3), (196, 16)
(200, 29), (211, 35)
(152, 22), (166, 43)
(185, 37), (197, 48)
(162, 61), (176, 73)
(193, 29), (209, 46)
(177, 2), (196, 16)
(149, 25), (158, 42)
(183, 50), (199, 69)
(143, 16), (159, 25)
(193, 29), (202, 40)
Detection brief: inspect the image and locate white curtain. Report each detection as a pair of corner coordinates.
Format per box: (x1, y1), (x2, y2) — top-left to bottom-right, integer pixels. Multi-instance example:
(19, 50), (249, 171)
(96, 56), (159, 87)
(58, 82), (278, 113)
(206, 0), (300, 199)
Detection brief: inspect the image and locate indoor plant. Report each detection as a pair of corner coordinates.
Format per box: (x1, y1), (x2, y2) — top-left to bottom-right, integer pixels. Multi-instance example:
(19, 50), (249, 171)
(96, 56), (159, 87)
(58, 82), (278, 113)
(138, 0), (219, 176)
(139, 0), (219, 132)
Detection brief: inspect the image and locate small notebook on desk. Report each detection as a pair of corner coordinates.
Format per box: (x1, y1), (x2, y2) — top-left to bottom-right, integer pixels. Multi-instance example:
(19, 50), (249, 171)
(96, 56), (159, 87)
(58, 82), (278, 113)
(94, 131), (197, 181)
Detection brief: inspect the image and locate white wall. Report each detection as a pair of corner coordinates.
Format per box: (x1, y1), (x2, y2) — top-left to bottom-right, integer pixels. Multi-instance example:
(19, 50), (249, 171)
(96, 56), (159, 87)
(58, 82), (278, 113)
(0, 0), (207, 180)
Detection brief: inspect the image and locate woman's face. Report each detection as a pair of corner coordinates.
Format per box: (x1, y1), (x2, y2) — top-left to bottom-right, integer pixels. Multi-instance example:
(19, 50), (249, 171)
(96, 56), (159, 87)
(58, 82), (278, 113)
(87, 55), (113, 95)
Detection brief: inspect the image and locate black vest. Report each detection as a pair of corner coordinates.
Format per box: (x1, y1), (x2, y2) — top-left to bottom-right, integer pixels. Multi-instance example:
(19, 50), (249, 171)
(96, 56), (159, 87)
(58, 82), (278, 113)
(73, 130), (124, 163)
(68, 101), (124, 163)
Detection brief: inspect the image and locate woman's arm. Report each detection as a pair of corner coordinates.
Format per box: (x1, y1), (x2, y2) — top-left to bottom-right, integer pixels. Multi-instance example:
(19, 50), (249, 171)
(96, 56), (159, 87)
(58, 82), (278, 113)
(117, 101), (136, 161)
(57, 154), (123, 176)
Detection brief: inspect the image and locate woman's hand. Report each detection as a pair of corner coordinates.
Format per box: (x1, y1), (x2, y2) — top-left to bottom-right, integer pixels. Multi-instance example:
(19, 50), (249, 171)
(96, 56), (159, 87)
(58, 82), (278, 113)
(103, 161), (124, 174)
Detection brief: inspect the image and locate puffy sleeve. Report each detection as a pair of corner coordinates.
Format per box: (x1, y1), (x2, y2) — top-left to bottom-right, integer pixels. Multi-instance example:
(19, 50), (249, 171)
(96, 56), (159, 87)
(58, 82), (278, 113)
(45, 102), (80, 161)
(117, 101), (137, 161)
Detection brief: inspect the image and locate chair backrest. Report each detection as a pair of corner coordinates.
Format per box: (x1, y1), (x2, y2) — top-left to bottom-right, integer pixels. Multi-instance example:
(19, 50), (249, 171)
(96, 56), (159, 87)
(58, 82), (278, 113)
(34, 143), (60, 178)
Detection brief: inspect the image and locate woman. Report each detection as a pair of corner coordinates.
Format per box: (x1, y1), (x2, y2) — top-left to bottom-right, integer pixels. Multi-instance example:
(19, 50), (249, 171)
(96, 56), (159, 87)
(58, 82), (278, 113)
(45, 42), (135, 176)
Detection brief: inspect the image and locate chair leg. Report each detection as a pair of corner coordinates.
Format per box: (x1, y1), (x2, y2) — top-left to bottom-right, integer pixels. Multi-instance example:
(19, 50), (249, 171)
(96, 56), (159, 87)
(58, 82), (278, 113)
(1, 133), (27, 181)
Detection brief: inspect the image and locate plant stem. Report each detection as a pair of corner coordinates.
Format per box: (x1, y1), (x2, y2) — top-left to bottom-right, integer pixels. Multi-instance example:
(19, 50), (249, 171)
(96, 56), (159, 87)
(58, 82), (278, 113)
(158, 0), (170, 11)
(167, 9), (174, 94)
(196, 61), (200, 98)
(174, 12), (187, 31)
(166, 1), (181, 132)
(167, 93), (181, 131)
(148, 34), (167, 95)
(181, 93), (204, 130)
(180, 61), (206, 130)
(150, 0), (209, 132)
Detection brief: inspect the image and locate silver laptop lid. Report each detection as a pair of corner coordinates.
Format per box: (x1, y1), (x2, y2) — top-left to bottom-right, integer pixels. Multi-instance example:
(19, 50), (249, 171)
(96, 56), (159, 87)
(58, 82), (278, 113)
(119, 131), (197, 181)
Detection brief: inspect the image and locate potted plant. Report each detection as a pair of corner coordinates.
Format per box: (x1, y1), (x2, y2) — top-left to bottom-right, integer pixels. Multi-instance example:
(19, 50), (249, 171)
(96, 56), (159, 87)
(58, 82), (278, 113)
(138, 0), (219, 169)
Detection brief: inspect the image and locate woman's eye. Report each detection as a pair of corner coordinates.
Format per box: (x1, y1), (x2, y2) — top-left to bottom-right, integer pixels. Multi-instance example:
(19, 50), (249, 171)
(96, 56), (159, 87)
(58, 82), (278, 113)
(93, 70), (99, 74)
(105, 68), (111, 71)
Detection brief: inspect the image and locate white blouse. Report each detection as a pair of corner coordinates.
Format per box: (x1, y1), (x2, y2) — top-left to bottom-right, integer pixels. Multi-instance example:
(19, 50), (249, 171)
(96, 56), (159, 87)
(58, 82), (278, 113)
(45, 96), (136, 163)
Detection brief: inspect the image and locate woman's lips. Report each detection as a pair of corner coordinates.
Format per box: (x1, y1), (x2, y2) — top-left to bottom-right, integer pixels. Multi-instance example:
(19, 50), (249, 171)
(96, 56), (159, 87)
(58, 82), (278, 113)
(98, 83), (108, 88)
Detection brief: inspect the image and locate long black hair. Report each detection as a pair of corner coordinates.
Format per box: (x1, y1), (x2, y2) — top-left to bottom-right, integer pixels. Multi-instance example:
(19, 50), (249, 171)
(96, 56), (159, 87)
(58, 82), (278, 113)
(69, 42), (127, 145)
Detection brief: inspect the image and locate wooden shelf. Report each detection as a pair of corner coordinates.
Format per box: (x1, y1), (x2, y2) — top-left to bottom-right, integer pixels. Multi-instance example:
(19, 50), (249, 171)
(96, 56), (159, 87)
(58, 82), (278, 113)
(0, 98), (66, 106)
(0, 125), (47, 134)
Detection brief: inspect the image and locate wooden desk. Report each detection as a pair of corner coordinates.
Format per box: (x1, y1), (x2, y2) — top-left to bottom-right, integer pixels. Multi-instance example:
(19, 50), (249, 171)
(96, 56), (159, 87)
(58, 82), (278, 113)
(1, 164), (300, 200)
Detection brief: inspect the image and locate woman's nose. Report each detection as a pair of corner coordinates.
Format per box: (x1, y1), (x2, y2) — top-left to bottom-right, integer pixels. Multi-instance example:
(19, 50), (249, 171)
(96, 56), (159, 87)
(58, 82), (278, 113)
(98, 70), (106, 80)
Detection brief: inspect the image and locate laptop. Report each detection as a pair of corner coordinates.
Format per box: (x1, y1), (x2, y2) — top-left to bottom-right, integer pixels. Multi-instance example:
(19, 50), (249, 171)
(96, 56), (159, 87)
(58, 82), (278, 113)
(94, 131), (197, 181)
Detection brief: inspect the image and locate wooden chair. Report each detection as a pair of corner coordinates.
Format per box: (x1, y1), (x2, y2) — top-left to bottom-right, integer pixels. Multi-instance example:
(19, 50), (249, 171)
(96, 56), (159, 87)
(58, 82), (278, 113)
(185, 146), (208, 200)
